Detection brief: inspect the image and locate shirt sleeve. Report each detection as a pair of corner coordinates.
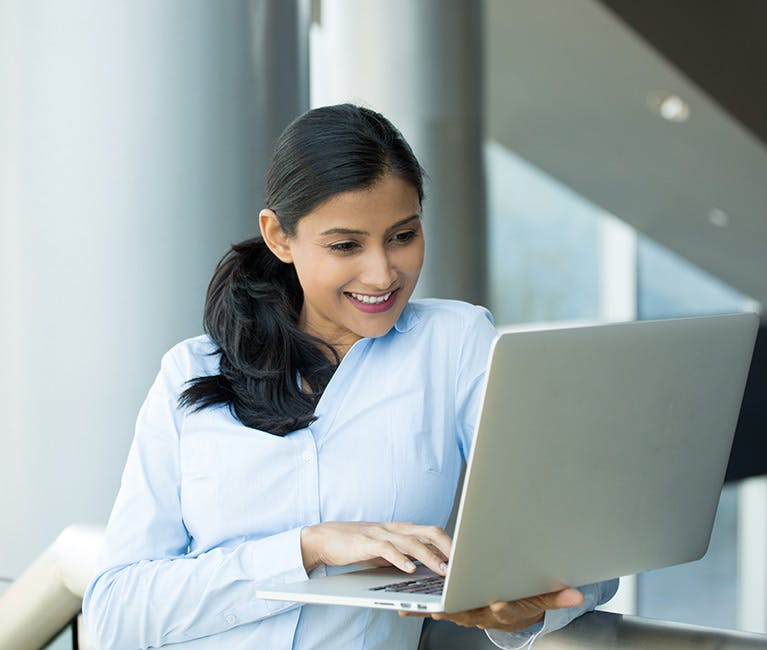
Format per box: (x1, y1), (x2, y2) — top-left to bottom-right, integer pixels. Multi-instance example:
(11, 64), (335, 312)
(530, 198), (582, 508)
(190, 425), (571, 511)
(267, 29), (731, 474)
(454, 305), (498, 460)
(484, 579), (620, 648)
(82, 349), (309, 650)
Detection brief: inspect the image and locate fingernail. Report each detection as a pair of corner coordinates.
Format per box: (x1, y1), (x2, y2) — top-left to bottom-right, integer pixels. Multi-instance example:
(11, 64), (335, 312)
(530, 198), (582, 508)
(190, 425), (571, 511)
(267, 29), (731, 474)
(439, 562), (448, 574)
(405, 561), (416, 571)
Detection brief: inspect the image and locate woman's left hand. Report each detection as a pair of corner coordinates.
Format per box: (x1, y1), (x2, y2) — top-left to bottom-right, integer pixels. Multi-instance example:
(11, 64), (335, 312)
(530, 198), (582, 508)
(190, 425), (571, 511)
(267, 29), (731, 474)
(398, 587), (584, 632)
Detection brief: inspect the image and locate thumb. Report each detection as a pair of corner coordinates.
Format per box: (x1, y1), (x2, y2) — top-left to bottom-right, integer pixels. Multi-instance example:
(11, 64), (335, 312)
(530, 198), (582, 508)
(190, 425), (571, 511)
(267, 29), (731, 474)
(554, 588), (584, 609)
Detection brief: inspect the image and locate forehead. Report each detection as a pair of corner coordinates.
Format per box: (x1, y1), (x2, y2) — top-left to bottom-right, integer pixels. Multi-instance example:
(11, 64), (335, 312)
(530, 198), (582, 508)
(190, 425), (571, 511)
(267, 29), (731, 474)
(297, 174), (421, 235)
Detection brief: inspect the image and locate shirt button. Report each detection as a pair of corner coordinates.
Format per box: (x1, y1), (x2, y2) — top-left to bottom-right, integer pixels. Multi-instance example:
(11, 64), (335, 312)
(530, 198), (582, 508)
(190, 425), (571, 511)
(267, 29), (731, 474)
(302, 450), (313, 462)
(225, 614), (237, 625)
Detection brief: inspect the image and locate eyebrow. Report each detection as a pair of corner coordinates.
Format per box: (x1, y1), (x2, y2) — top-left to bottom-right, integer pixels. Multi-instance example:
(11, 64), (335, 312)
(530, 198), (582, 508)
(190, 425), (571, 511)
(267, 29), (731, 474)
(319, 214), (421, 237)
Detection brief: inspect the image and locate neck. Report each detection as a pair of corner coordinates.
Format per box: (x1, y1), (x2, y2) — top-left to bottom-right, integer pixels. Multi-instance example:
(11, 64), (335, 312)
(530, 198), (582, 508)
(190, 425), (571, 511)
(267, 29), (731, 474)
(298, 311), (359, 363)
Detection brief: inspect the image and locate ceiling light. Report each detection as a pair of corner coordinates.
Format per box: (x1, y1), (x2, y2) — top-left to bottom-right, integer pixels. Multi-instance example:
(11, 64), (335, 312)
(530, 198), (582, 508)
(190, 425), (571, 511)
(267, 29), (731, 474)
(647, 92), (691, 123)
(708, 208), (729, 227)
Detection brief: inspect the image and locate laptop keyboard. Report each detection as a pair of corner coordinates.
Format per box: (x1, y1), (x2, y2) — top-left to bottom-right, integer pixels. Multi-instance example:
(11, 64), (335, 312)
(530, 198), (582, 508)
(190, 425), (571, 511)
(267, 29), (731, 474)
(369, 575), (445, 595)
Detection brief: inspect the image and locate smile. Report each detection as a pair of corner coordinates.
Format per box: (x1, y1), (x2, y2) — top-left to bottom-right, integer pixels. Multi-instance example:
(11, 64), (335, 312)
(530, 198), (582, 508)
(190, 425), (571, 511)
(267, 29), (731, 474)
(349, 291), (392, 304)
(344, 289), (399, 313)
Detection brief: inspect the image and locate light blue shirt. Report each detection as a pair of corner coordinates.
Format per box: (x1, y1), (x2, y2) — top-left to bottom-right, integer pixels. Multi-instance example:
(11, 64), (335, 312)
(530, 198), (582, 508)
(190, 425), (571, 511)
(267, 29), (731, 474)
(83, 299), (617, 649)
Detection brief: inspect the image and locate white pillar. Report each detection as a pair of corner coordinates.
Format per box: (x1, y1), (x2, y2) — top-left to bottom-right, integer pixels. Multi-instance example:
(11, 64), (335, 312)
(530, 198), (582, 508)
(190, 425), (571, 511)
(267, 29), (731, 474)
(311, 0), (486, 304)
(598, 213), (638, 324)
(737, 476), (767, 632)
(597, 212), (639, 614)
(0, 0), (306, 578)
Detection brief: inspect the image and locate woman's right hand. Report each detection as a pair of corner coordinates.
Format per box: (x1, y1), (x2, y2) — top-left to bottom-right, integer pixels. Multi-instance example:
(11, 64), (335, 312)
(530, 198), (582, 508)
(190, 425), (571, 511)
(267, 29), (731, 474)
(300, 522), (452, 576)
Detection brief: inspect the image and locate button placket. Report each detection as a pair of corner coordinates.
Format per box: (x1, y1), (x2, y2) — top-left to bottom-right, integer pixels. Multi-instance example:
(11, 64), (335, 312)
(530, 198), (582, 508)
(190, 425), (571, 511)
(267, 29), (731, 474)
(297, 428), (321, 526)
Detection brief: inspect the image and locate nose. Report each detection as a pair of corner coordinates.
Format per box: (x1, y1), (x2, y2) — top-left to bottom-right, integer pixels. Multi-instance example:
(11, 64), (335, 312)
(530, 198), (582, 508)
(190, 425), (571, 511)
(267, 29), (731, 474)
(358, 246), (397, 290)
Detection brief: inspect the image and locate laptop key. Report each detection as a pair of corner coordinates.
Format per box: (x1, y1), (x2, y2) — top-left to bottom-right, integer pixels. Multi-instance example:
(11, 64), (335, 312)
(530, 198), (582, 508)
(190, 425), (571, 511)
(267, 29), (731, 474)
(369, 575), (445, 595)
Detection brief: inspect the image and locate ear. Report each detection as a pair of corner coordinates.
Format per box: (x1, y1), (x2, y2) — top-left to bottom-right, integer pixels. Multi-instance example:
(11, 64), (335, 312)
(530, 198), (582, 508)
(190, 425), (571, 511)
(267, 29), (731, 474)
(259, 209), (293, 263)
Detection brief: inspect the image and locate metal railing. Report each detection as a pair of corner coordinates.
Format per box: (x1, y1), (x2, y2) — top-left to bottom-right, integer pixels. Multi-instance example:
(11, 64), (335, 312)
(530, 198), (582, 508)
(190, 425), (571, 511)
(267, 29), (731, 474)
(420, 611), (767, 649)
(2, 525), (766, 650)
(0, 525), (101, 649)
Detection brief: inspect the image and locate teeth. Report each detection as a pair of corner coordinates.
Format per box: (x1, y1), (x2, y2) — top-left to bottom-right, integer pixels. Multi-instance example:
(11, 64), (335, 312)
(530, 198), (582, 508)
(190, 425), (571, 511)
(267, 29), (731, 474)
(350, 291), (392, 304)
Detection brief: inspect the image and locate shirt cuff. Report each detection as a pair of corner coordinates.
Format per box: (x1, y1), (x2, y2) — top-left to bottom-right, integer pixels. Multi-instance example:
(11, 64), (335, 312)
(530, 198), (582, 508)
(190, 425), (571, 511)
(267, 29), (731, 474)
(241, 526), (309, 615)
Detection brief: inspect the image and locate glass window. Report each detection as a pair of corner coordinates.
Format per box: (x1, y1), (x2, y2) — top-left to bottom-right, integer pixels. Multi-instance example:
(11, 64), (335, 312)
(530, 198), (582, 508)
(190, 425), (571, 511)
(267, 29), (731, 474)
(638, 237), (748, 320)
(486, 141), (602, 325)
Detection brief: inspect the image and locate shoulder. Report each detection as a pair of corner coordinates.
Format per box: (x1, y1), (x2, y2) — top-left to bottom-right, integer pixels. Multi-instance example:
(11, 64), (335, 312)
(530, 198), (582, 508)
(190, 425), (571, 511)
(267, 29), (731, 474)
(403, 298), (495, 333)
(392, 299), (496, 355)
(159, 334), (220, 383)
(387, 299), (497, 390)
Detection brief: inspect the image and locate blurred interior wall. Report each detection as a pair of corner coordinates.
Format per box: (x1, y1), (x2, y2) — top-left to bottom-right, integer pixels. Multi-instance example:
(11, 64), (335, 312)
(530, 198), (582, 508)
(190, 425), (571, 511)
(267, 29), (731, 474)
(0, 0), (307, 578)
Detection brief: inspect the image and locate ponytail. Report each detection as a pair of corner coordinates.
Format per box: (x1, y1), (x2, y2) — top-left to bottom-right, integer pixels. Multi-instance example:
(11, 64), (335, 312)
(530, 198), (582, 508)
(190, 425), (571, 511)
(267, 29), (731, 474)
(179, 237), (338, 436)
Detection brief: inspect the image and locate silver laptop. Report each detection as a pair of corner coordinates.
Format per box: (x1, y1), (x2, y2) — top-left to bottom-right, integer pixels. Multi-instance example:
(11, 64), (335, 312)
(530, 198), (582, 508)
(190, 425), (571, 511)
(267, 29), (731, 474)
(256, 313), (759, 614)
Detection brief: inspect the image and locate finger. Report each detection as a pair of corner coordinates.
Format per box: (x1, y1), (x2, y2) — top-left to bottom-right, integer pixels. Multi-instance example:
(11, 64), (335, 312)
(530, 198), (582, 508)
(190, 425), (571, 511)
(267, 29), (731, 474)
(488, 600), (539, 627)
(489, 587), (584, 624)
(489, 601), (513, 618)
(521, 588), (582, 613)
(433, 605), (485, 622)
(435, 610), (494, 629)
(526, 587), (583, 611)
(372, 540), (417, 573)
(417, 542), (449, 562)
(384, 533), (449, 576)
(389, 523), (453, 560)
(554, 588), (584, 608)
(375, 527), (447, 575)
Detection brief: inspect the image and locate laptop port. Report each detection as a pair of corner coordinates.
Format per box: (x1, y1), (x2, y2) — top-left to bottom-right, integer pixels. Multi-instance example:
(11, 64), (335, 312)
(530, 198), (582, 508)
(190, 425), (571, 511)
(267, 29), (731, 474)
(417, 604), (428, 610)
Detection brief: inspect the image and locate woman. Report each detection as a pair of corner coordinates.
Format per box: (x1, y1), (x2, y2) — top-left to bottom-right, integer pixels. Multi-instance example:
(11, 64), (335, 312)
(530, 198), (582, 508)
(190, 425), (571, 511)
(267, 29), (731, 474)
(83, 104), (617, 649)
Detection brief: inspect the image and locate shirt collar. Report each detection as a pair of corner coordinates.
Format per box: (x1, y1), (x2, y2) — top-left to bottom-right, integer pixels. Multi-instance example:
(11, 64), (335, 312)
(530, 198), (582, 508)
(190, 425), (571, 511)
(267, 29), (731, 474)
(394, 301), (420, 333)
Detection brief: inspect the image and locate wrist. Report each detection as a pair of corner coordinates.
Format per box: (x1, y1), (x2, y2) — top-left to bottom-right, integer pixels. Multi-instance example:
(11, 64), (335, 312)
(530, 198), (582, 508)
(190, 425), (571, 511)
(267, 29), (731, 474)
(300, 524), (322, 572)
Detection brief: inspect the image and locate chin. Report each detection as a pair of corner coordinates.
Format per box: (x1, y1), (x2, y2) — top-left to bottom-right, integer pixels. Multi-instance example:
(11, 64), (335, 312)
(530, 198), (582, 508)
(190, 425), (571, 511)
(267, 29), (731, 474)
(364, 310), (405, 336)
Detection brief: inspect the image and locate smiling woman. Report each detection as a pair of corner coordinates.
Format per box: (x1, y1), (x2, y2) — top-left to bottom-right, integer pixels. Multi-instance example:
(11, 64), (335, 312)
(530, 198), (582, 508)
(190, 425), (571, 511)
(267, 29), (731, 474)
(180, 105), (426, 436)
(82, 104), (615, 650)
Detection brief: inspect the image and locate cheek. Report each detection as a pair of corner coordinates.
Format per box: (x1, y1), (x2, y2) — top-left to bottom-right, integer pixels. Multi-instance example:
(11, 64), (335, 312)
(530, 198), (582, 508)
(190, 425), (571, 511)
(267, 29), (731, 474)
(297, 274), (340, 304)
(293, 257), (352, 300)
(399, 243), (425, 277)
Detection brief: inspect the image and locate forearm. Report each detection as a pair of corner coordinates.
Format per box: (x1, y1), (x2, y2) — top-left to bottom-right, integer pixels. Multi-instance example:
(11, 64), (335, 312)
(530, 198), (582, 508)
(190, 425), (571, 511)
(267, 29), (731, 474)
(83, 528), (307, 650)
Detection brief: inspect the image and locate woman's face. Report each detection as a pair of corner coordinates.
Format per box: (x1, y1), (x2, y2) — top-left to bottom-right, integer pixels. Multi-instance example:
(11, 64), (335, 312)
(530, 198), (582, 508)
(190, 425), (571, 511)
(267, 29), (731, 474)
(261, 173), (424, 355)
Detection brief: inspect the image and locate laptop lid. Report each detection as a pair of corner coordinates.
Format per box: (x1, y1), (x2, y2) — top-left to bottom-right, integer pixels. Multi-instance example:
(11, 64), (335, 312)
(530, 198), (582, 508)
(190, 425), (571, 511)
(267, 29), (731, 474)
(441, 312), (758, 612)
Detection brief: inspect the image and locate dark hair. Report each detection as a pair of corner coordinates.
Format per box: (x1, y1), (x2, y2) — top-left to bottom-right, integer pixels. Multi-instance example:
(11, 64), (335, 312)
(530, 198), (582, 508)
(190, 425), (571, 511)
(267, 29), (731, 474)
(179, 104), (424, 436)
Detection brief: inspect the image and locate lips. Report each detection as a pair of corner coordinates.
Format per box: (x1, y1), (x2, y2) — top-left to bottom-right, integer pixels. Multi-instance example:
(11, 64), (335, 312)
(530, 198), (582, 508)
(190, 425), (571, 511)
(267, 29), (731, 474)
(344, 288), (399, 314)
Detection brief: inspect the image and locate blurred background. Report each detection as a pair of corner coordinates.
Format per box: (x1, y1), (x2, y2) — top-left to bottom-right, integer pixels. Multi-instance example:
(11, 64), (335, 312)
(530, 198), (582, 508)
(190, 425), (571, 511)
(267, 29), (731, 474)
(1, 0), (766, 646)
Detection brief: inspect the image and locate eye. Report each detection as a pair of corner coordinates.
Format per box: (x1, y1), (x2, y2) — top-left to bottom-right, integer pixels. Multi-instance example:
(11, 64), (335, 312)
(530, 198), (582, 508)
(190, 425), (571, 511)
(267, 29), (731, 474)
(328, 240), (360, 253)
(391, 230), (418, 245)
